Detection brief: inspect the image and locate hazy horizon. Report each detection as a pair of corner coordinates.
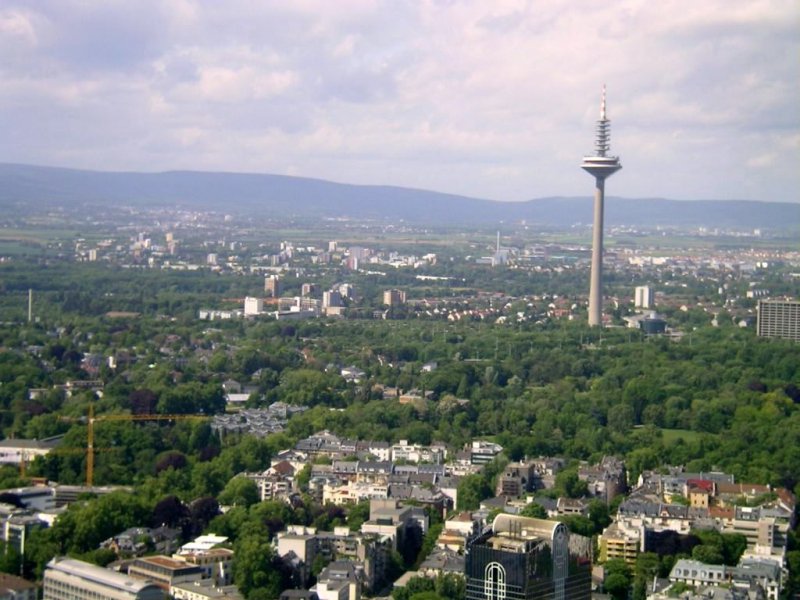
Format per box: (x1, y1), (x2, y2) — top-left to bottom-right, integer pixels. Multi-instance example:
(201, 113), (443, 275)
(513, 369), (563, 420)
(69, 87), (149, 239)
(3, 160), (800, 206)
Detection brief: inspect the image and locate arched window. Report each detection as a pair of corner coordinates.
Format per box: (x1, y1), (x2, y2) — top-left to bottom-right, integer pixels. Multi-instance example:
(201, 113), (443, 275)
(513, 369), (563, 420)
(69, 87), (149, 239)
(485, 562), (506, 600)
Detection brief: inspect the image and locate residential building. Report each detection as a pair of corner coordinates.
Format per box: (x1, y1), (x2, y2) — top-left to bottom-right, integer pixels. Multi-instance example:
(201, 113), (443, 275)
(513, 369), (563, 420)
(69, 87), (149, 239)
(468, 441), (503, 465)
(356, 441), (391, 462)
(669, 558), (781, 600)
(557, 497), (590, 516)
(496, 462), (537, 498)
(312, 561), (361, 600)
(276, 525), (391, 592)
(529, 457), (566, 490)
(265, 275), (281, 297)
(323, 291), (342, 308)
(338, 284), (355, 299)
(172, 548), (234, 587)
(382, 289), (406, 307)
(277, 296), (322, 317)
(43, 557), (165, 600)
(757, 299), (799, 341)
(361, 499), (428, 552)
(616, 500), (696, 536)
(634, 286), (655, 309)
(323, 481), (388, 506)
(388, 484), (450, 519)
(3, 513), (47, 555)
(712, 505), (790, 560)
(437, 512), (479, 551)
(578, 456), (627, 503)
(244, 461), (296, 502)
(276, 526), (318, 574)
(598, 522), (640, 566)
(615, 480), (792, 564)
(243, 297), (263, 316)
(390, 441), (445, 464)
(101, 526), (181, 557)
(418, 546), (465, 578)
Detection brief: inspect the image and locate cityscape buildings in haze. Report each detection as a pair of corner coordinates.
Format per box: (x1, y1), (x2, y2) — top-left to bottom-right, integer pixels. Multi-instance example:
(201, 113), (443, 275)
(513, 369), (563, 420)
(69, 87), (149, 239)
(581, 87), (622, 327)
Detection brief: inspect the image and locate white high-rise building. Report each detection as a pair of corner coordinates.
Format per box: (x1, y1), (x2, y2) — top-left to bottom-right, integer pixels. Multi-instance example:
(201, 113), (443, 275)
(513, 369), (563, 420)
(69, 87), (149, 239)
(634, 286), (655, 309)
(244, 297), (263, 316)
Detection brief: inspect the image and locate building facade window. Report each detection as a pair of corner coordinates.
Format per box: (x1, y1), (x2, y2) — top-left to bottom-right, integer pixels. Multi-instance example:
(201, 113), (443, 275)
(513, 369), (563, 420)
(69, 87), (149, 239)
(484, 562), (506, 600)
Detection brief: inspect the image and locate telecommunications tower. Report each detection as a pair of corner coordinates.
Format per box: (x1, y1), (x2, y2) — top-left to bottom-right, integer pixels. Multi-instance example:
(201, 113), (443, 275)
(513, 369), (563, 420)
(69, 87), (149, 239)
(581, 86), (621, 326)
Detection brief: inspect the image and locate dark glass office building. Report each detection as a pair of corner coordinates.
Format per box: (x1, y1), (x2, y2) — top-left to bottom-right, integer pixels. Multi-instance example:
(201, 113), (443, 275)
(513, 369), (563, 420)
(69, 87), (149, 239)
(465, 515), (591, 600)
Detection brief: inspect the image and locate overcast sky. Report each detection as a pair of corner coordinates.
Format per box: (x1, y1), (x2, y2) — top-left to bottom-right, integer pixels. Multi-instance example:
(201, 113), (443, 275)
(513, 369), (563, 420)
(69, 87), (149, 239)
(1, 1), (797, 202)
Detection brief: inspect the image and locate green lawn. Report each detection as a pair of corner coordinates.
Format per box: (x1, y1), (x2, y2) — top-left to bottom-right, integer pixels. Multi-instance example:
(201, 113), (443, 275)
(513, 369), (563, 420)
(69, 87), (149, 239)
(0, 240), (44, 255)
(660, 428), (704, 444)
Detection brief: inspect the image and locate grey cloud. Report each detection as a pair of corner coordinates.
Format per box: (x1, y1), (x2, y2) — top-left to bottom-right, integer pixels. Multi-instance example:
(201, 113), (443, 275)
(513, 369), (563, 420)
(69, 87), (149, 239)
(28, 1), (171, 73)
(0, 0), (797, 202)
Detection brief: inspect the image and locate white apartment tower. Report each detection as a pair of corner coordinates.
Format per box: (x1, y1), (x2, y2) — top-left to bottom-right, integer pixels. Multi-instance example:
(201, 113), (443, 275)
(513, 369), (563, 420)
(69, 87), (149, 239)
(634, 286), (655, 309)
(243, 297), (263, 316)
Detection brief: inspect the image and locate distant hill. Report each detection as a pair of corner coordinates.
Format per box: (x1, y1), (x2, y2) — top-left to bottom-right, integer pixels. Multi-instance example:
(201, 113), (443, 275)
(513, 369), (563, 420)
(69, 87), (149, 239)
(0, 163), (797, 231)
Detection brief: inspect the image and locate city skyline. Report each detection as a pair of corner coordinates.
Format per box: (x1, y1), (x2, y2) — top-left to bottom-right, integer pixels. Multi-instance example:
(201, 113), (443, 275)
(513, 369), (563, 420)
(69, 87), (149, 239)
(0, 1), (797, 203)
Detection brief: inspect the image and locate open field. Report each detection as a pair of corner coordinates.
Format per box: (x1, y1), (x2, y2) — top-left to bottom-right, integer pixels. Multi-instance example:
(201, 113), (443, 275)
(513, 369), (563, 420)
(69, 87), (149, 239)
(659, 428), (706, 444)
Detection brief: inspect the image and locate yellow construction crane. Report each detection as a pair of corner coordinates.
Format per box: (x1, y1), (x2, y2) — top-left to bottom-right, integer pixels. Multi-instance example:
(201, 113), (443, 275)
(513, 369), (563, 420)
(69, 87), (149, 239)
(85, 405), (209, 486)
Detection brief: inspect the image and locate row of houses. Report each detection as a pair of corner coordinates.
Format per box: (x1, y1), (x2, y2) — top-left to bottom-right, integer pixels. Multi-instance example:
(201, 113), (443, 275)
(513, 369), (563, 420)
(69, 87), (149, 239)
(667, 557), (783, 600)
(596, 467), (795, 600)
(242, 457), (459, 517)
(496, 455), (628, 504)
(293, 430), (501, 468)
(210, 403), (308, 438)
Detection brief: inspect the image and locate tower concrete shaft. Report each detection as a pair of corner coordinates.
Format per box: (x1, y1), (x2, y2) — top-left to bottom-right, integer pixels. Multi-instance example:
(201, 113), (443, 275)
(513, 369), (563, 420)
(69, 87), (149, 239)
(581, 86), (621, 326)
(588, 179), (605, 326)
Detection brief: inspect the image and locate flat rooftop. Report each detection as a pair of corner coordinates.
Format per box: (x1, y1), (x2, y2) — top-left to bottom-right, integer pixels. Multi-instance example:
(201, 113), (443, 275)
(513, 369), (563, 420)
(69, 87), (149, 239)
(47, 557), (159, 592)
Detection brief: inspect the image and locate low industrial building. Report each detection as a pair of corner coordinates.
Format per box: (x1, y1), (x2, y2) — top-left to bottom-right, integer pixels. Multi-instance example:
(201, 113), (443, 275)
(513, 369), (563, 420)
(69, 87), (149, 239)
(43, 557), (164, 600)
